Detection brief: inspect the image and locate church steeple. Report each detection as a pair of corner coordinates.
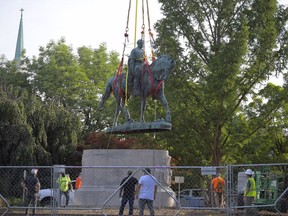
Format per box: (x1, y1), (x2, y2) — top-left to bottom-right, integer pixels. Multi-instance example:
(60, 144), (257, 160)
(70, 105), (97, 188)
(14, 8), (24, 62)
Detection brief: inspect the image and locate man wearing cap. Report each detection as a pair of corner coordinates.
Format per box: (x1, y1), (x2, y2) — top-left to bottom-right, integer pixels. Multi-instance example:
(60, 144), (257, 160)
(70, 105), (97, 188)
(244, 169), (256, 215)
(118, 170), (138, 216)
(21, 169), (40, 216)
(135, 168), (157, 216)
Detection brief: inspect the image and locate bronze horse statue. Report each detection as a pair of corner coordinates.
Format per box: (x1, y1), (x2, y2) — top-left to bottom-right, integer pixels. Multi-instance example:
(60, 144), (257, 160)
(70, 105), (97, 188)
(99, 55), (176, 127)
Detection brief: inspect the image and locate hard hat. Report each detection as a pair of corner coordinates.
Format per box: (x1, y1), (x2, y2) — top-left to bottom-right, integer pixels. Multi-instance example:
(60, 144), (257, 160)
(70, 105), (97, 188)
(31, 169), (38, 174)
(245, 169), (254, 175)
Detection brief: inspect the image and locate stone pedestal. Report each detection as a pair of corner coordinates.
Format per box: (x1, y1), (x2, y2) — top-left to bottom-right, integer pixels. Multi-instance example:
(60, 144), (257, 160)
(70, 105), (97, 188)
(74, 149), (176, 208)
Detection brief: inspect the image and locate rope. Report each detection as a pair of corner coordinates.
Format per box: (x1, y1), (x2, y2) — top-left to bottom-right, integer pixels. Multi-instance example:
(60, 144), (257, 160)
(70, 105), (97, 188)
(124, 0), (132, 45)
(154, 99), (157, 138)
(146, 0), (156, 61)
(107, 0), (131, 154)
(124, 0), (132, 106)
(123, 0), (155, 106)
(113, 57), (124, 93)
(146, 0), (151, 31)
(141, 0), (145, 55)
(125, 66), (129, 106)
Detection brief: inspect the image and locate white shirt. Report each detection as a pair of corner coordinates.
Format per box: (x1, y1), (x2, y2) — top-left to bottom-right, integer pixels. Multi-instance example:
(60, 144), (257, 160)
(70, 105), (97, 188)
(138, 174), (156, 200)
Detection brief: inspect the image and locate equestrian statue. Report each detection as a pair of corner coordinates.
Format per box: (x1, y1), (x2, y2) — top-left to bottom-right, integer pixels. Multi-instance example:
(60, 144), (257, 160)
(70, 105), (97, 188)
(99, 39), (176, 133)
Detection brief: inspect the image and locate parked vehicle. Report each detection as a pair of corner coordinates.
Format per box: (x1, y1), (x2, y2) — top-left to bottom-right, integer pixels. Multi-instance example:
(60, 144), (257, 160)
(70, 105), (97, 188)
(177, 189), (208, 207)
(38, 180), (75, 207)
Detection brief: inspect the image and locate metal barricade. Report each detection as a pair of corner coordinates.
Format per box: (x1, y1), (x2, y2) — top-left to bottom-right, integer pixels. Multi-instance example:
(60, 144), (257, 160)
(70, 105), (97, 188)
(0, 164), (287, 215)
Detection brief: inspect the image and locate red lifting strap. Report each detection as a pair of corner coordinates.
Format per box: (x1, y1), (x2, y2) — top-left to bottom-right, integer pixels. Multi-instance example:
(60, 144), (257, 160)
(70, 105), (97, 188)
(112, 57), (124, 93)
(143, 59), (154, 97)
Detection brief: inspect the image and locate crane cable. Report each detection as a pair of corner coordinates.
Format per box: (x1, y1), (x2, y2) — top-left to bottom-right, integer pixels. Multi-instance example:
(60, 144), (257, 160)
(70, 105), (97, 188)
(141, 0), (146, 60)
(124, 0), (132, 105)
(146, 0), (156, 61)
(134, 0), (139, 47)
(124, 0), (131, 53)
(108, 0), (132, 152)
(121, 0), (132, 71)
(112, 0), (131, 100)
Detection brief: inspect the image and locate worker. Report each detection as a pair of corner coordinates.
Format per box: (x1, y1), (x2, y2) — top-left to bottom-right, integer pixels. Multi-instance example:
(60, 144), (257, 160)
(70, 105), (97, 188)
(243, 169), (256, 216)
(211, 173), (225, 207)
(56, 172), (73, 207)
(75, 172), (82, 190)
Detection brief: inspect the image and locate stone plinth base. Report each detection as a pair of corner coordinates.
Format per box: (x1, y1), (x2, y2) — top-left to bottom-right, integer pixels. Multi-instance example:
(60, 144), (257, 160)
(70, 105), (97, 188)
(74, 149), (176, 207)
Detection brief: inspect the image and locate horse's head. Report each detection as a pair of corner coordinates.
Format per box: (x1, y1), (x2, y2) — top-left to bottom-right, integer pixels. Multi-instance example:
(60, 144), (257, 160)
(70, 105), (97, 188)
(152, 55), (176, 81)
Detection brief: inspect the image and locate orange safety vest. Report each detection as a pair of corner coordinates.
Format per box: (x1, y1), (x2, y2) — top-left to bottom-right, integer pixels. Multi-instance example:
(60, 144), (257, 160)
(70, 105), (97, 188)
(212, 177), (225, 193)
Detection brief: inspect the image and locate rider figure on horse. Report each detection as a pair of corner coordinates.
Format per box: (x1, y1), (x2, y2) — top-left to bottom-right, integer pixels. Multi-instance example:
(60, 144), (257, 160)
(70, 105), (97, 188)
(128, 39), (144, 95)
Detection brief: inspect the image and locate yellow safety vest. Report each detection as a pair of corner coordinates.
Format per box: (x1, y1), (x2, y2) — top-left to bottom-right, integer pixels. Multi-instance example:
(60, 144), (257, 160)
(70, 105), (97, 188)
(244, 177), (256, 198)
(57, 176), (71, 192)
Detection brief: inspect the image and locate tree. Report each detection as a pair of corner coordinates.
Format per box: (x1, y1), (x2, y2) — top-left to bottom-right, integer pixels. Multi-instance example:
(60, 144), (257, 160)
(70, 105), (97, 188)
(0, 55), (32, 93)
(30, 38), (88, 107)
(77, 43), (120, 133)
(0, 54), (83, 165)
(0, 86), (35, 165)
(0, 83), (83, 166)
(228, 84), (288, 164)
(155, 0), (288, 165)
(30, 39), (119, 136)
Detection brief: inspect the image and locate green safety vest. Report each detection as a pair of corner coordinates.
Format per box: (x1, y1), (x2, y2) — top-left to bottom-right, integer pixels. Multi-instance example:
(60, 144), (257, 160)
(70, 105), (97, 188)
(57, 176), (71, 192)
(244, 177), (256, 198)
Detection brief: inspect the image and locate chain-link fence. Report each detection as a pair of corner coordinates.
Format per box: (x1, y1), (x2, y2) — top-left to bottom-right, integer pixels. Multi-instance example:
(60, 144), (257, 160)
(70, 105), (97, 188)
(0, 164), (287, 215)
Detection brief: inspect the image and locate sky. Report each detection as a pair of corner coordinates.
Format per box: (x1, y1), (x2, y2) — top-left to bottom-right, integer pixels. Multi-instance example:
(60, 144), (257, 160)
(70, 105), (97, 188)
(0, 0), (286, 85)
(0, 0), (163, 60)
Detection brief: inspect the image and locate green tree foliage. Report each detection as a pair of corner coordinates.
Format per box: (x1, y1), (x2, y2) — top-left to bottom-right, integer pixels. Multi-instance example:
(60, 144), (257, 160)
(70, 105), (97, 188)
(228, 84), (288, 164)
(77, 44), (119, 133)
(0, 38), (121, 166)
(30, 38), (119, 136)
(43, 103), (81, 165)
(155, 0), (288, 165)
(0, 86), (34, 165)
(30, 38), (88, 107)
(0, 84), (82, 166)
(0, 55), (31, 92)
(0, 55), (82, 166)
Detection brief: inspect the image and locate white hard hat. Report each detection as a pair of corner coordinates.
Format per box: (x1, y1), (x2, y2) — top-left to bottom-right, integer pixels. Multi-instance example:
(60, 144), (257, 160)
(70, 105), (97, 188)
(245, 169), (254, 175)
(31, 169), (38, 174)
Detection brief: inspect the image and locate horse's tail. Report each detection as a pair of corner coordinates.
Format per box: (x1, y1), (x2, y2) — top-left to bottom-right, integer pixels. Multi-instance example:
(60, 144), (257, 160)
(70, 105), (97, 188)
(99, 77), (114, 109)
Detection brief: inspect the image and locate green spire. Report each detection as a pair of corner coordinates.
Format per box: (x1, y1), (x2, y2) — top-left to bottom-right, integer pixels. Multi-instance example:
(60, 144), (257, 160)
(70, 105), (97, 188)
(14, 8), (24, 61)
